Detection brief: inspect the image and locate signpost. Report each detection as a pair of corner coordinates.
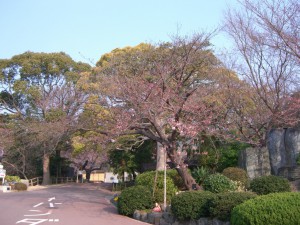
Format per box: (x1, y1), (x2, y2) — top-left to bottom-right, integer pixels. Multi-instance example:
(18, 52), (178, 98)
(0, 164), (6, 185)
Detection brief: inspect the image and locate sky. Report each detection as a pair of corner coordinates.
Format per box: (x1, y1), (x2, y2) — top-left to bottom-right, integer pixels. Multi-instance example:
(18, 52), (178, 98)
(0, 0), (238, 65)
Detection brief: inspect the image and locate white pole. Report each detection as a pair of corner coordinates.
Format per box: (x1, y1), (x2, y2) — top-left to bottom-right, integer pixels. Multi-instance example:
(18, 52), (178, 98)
(163, 147), (167, 210)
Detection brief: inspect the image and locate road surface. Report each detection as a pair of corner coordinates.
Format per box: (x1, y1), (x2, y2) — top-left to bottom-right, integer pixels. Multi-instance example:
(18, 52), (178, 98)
(0, 183), (148, 225)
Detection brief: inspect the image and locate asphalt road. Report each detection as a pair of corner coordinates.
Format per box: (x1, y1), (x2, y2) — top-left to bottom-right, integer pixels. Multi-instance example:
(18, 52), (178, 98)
(0, 183), (148, 225)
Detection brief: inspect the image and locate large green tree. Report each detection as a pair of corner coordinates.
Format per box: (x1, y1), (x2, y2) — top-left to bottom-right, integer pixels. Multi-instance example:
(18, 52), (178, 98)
(0, 52), (91, 184)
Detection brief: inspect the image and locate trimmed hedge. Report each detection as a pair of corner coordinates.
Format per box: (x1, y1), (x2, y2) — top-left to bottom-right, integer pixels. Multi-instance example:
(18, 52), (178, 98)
(135, 170), (178, 203)
(231, 192), (300, 225)
(250, 175), (291, 195)
(14, 182), (27, 191)
(118, 185), (153, 216)
(222, 167), (249, 189)
(171, 191), (215, 221)
(203, 173), (237, 193)
(208, 192), (257, 221)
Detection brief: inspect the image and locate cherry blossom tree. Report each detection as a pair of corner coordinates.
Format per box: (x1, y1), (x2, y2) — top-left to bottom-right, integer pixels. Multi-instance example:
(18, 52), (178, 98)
(223, 0), (300, 146)
(93, 34), (233, 190)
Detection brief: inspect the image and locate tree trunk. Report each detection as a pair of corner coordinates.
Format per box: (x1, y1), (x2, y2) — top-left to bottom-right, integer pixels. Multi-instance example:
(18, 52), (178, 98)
(42, 153), (51, 185)
(167, 146), (200, 190)
(176, 166), (200, 190)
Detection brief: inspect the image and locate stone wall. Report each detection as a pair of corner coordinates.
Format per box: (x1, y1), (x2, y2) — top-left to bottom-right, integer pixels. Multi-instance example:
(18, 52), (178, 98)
(238, 128), (300, 180)
(267, 128), (300, 175)
(238, 147), (271, 179)
(133, 210), (230, 225)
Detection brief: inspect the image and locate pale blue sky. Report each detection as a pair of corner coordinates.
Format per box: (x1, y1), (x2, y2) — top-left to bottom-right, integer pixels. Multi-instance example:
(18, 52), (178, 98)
(0, 0), (237, 65)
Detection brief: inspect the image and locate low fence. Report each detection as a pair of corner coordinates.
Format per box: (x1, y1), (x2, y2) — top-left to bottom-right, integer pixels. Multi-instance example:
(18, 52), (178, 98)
(51, 177), (74, 184)
(28, 177), (74, 186)
(28, 177), (43, 186)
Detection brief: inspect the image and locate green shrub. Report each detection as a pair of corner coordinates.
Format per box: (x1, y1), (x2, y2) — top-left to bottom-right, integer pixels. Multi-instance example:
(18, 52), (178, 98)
(231, 192), (300, 225)
(208, 192), (257, 221)
(5, 175), (21, 182)
(203, 173), (237, 193)
(166, 169), (185, 190)
(14, 182), (27, 191)
(118, 185), (153, 216)
(250, 175), (291, 195)
(171, 191), (215, 221)
(135, 170), (178, 203)
(222, 167), (249, 190)
(192, 166), (211, 185)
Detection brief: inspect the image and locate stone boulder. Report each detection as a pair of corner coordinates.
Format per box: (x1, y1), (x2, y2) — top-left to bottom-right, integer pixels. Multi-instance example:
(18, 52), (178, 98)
(267, 128), (300, 175)
(238, 147), (271, 179)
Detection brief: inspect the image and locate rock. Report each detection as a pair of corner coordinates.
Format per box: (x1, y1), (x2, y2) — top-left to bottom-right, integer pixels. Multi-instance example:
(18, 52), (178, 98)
(278, 166), (300, 181)
(133, 210), (141, 220)
(285, 128), (300, 165)
(140, 211), (148, 222)
(238, 147), (271, 179)
(268, 128), (300, 176)
(197, 218), (213, 225)
(162, 212), (175, 223)
(212, 218), (230, 225)
(148, 212), (162, 224)
(158, 218), (169, 225)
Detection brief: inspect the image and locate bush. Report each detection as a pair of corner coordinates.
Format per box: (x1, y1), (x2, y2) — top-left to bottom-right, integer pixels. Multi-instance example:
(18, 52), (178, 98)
(203, 173), (237, 193)
(208, 192), (257, 221)
(231, 192), (300, 225)
(5, 175), (21, 182)
(171, 191), (215, 221)
(250, 175), (291, 195)
(14, 182), (27, 191)
(222, 167), (249, 190)
(192, 166), (211, 185)
(217, 142), (250, 172)
(118, 185), (153, 216)
(135, 170), (178, 203)
(166, 169), (185, 190)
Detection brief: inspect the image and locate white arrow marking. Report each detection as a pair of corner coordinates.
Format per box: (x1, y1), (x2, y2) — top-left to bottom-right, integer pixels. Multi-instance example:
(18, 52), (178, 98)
(48, 197), (55, 202)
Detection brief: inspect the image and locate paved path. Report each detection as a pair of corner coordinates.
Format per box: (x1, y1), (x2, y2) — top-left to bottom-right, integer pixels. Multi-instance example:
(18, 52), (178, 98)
(0, 183), (148, 225)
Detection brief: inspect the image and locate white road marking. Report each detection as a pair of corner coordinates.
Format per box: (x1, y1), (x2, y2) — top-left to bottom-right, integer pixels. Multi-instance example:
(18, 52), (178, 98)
(48, 219), (59, 222)
(16, 218), (48, 224)
(24, 210), (52, 217)
(33, 203), (44, 208)
(48, 197), (55, 202)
